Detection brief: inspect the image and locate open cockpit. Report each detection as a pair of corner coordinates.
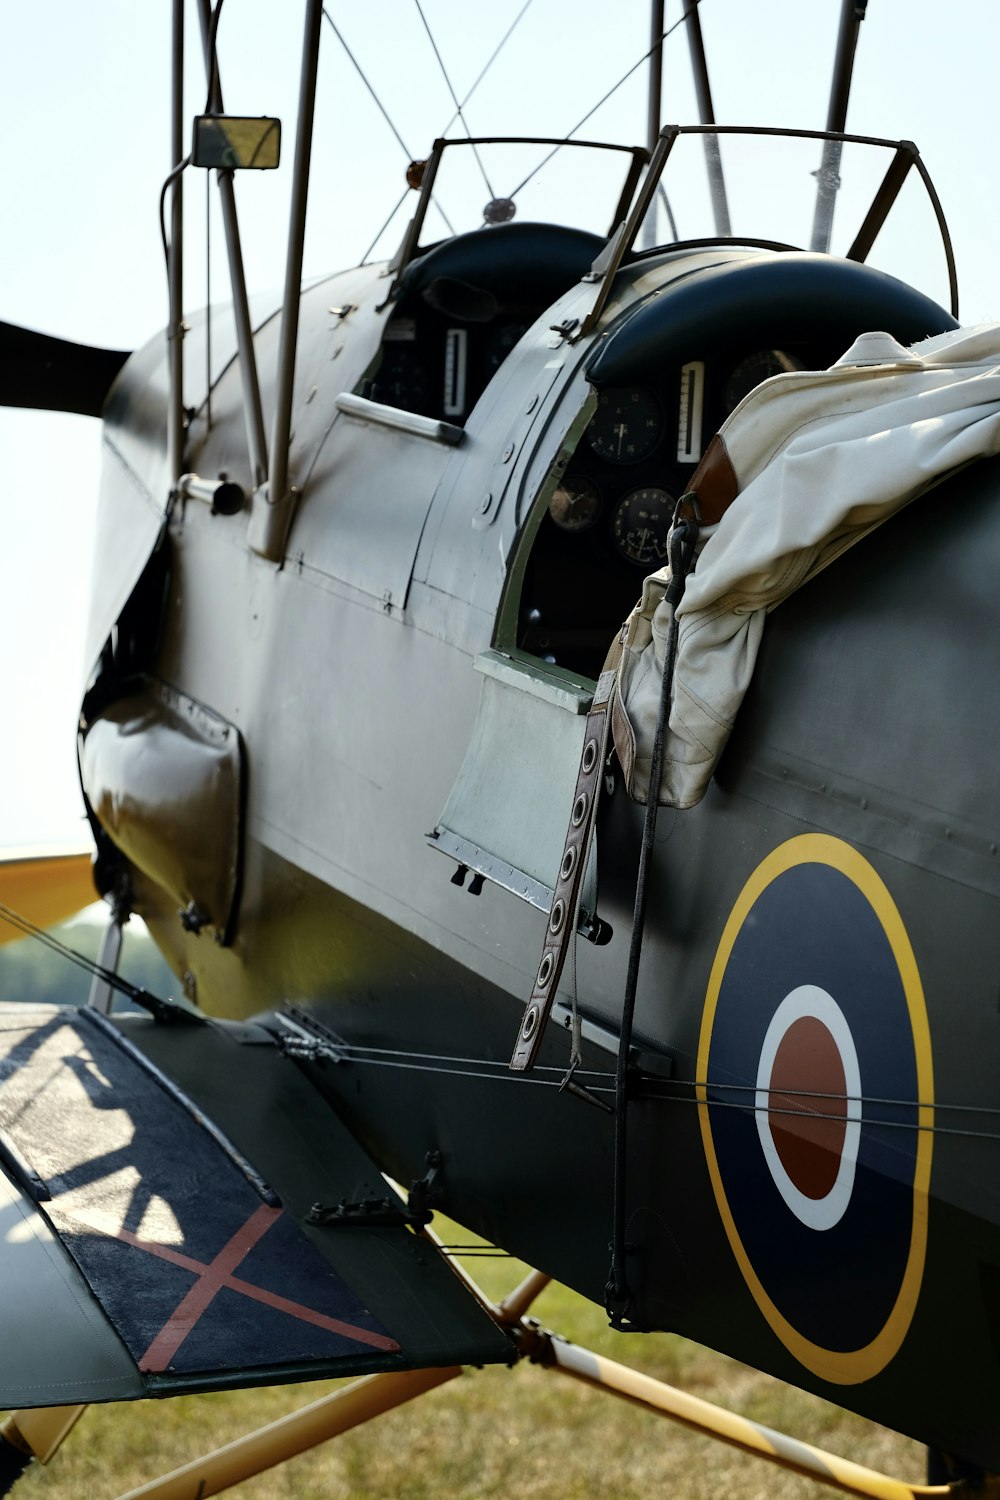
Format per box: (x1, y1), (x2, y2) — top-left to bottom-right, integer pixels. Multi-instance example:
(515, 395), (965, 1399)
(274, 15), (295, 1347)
(505, 246), (958, 681)
(363, 221), (604, 424)
(347, 125), (962, 685)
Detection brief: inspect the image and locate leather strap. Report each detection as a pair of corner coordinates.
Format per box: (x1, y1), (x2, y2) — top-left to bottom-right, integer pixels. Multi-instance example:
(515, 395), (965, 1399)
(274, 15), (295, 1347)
(676, 433), (738, 526)
(509, 438), (739, 1074)
(509, 643), (621, 1072)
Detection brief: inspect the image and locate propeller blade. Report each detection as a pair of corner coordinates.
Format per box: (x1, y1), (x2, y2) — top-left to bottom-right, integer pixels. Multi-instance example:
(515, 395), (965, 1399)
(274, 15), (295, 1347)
(0, 322), (130, 417)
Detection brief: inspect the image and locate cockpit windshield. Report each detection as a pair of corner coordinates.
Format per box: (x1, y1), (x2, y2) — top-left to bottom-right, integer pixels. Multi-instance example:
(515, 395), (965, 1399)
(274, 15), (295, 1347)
(372, 127), (957, 321)
(366, 135), (645, 265)
(640, 128), (956, 315)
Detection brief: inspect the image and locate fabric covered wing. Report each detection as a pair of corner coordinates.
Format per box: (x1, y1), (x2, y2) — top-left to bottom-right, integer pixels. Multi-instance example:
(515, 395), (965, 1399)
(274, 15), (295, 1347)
(0, 1005), (512, 1404)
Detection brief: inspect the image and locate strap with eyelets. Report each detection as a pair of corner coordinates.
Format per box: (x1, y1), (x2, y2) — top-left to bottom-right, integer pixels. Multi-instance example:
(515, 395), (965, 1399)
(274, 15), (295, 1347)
(509, 650), (620, 1072)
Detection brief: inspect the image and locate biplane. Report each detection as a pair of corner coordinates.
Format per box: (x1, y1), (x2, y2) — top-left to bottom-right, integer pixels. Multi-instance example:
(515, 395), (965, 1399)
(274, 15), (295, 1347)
(1, 2), (999, 1495)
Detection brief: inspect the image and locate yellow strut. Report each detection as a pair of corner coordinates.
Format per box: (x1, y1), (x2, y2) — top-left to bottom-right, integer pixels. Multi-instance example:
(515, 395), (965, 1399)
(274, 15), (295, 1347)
(103, 1240), (973, 1500)
(115, 1367), (461, 1500)
(527, 1333), (956, 1500)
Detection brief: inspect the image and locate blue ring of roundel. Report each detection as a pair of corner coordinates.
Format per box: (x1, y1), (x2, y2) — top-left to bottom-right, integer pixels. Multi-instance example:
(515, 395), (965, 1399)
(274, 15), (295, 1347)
(702, 846), (925, 1362)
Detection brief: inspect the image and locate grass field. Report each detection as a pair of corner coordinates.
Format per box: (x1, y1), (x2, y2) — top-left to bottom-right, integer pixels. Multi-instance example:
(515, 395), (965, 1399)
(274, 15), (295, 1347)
(13, 1230), (926, 1500)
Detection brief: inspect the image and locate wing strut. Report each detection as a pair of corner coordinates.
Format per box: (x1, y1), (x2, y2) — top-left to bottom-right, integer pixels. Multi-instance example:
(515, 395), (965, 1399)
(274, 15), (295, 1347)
(95, 1244), (964, 1500)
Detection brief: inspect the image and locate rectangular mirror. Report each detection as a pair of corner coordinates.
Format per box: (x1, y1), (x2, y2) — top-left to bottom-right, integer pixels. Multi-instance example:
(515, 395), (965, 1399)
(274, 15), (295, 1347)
(192, 115), (281, 170)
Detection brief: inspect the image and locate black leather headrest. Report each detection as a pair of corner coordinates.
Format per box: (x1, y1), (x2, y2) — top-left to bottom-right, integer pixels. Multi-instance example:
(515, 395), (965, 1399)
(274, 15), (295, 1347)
(587, 252), (958, 386)
(397, 222), (605, 312)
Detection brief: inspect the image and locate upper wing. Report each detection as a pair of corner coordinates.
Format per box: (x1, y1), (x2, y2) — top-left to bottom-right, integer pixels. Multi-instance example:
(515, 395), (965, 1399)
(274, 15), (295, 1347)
(0, 847), (95, 948)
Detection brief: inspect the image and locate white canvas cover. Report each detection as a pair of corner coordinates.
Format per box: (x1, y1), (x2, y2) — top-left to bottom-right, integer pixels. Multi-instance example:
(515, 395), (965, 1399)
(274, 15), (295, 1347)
(615, 324), (1000, 807)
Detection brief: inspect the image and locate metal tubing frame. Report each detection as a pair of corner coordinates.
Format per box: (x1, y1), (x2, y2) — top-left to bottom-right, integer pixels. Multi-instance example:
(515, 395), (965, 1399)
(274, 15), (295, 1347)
(194, 0), (269, 490)
(578, 124), (680, 337)
(681, 0), (731, 236)
(640, 0), (665, 251)
(842, 137), (959, 323)
(98, 1237), (969, 1500)
(166, 0), (185, 486)
(114, 1368), (461, 1500)
(250, 0), (325, 561)
(532, 1335), (956, 1500)
(580, 123), (958, 336)
(846, 142), (917, 265)
(379, 135), (649, 310)
(810, 0), (868, 253)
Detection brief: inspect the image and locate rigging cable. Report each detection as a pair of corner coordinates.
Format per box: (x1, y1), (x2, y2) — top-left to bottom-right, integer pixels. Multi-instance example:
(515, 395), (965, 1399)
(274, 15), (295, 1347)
(3, 901), (998, 1147)
(203, 0), (225, 114)
(326, 0), (535, 259)
(321, 10), (415, 166)
(506, 2), (702, 203)
(436, 0), (534, 137)
(357, 185), (413, 267)
(0, 903), (183, 1023)
(412, 0), (497, 200)
(321, 7), (456, 241)
(310, 1045), (1000, 1146)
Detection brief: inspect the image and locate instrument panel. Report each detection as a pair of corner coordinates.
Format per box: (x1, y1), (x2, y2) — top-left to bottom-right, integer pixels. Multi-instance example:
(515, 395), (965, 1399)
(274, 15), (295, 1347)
(518, 349), (803, 676)
(368, 313), (534, 423)
(368, 279), (812, 681)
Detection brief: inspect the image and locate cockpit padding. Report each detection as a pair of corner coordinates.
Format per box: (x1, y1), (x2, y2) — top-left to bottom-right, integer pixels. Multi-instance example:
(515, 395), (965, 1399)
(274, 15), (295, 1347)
(421, 276), (498, 323)
(396, 222), (605, 311)
(587, 252), (958, 387)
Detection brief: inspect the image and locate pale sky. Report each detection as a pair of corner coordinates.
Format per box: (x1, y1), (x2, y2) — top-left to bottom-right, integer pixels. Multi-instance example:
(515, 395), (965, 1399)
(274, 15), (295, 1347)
(1, 0), (998, 849)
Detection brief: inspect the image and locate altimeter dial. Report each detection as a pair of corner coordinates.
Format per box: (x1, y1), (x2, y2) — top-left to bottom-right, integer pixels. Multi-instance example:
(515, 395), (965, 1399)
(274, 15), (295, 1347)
(612, 486), (675, 567)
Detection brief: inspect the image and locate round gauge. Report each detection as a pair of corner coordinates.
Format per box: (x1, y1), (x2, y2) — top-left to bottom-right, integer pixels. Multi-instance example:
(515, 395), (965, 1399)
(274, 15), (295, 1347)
(723, 349), (803, 415)
(586, 386), (664, 465)
(613, 486), (675, 568)
(548, 476), (602, 533)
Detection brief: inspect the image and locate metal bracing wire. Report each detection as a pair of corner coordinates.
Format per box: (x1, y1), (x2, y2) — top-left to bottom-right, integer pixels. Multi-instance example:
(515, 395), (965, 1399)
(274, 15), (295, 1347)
(436, 0), (534, 137)
(324, 0), (533, 258)
(413, 0), (497, 200)
(321, 6), (457, 242)
(321, 8), (415, 163)
(507, 4), (701, 203)
(3, 890), (996, 1145)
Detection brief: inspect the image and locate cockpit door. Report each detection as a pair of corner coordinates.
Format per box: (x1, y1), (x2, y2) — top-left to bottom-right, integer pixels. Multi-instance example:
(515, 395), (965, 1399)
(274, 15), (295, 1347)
(431, 648), (597, 922)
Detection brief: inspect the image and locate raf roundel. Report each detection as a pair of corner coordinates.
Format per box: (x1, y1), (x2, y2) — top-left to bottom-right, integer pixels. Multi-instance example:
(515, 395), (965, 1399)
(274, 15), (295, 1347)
(697, 834), (934, 1386)
(754, 985), (862, 1232)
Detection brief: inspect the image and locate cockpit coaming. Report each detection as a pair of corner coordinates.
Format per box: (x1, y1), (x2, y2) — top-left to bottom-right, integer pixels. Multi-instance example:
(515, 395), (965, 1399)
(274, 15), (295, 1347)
(496, 243), (957, 682)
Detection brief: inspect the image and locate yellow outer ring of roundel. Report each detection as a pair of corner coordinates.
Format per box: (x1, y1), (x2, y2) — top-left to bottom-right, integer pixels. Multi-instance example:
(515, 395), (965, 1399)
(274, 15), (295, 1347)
(696, 833), (934, 1386)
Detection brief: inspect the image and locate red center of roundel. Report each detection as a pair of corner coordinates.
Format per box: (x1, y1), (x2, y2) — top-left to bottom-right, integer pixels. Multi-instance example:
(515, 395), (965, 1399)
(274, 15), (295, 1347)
(768, 1015), (847, 1200)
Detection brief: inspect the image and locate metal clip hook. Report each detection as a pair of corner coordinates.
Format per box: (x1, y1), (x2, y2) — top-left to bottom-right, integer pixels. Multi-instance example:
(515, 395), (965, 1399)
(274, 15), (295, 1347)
(558, 1059), (614, 1114)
